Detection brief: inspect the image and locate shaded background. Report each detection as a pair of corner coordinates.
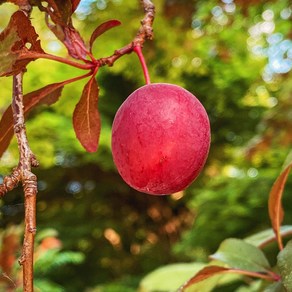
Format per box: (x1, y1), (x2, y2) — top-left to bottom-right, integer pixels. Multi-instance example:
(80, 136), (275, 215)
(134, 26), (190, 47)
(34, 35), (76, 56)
(0, 0), (291, 291)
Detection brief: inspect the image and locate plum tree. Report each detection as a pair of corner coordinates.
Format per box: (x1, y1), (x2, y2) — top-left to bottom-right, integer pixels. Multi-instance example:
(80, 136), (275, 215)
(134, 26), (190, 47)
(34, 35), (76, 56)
(111, 83), (210, 195)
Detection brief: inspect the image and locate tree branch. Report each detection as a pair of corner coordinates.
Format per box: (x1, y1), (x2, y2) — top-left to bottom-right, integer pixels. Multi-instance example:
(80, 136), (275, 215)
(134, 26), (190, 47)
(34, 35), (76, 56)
(12, 72), (38, 292)
(97, 0), (155, 67)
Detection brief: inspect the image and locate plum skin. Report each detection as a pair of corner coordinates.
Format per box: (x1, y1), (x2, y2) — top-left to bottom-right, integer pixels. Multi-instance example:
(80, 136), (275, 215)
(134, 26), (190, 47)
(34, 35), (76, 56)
(111, 83), (210, 195)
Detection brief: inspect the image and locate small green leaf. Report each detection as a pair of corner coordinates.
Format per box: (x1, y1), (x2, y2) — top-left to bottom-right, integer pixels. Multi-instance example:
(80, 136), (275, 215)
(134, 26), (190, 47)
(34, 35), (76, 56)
(210, 238), (271, 272)
(245, 226), (292, 248)
(277, 240), (292, 290)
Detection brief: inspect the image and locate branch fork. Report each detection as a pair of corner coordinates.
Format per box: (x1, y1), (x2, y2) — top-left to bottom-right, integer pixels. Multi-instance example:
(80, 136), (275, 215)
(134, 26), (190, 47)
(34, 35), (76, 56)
(0, 1), (155, 291)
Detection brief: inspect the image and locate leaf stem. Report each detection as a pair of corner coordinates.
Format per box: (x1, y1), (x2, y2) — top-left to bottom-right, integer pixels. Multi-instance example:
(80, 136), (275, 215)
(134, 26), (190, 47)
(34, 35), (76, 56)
(18, 53), (93, 70)
(61, 71), (94, 86)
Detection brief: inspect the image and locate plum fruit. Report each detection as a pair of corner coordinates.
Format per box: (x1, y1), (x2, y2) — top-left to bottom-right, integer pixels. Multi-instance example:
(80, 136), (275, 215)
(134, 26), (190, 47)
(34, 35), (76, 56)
(111, 83), (210, 195)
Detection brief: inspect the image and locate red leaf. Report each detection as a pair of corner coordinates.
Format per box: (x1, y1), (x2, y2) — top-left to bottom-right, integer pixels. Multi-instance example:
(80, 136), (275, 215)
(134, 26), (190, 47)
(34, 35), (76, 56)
(61, 26), (88, 60)
(89, 20), (121, 52)
(268, 161), (292, 250)
(0, 10), (44, 76)
(71, 0), (81, 12)
(179, 265), (275, 291)
(180, 266), (230, 289)
(73, 76), (100, 152)
(0, 82), (65, 157)
(45, 17), (88, 60)
(36, 0), (88, 60)
(34, 0), (72, 25)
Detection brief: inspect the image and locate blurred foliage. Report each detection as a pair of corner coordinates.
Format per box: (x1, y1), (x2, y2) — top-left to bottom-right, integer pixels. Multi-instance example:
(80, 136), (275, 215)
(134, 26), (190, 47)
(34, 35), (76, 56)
(0, 225), (84, 291)
(0, 0), (291, 291)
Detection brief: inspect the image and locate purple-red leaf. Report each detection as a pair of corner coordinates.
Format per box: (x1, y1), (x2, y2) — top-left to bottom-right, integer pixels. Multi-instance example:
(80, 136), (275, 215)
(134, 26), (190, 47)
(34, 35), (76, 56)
(0, 82), (65, 157)
(61, 26), (88, 60)
(34, 0), (88, 59)
(34, 0), (72, 25)
(45, 18), (88, 60)
(71, 0), (81, 12)
(179, 266), (230, 289)
(179, 265), (275, 291)
(89, 20), (121, 52)
(73, 76), (100, 152)
(0, 10), (44, 76)
(268, 159), (292, 250)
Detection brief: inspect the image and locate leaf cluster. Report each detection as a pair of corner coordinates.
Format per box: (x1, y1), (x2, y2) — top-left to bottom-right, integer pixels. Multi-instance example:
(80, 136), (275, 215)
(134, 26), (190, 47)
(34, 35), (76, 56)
(140, 157), (292, 291)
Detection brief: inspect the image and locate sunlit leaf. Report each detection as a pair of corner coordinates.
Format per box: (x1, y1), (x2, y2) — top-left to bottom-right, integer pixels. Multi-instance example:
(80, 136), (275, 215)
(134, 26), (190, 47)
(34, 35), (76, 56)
(73, 76), (100, 152)
(277, 240), (292, 290)
(89, 20), (121, 52)
(268, 159), (292, 250)
(210, 238), (271, 272)
(0, 10), (44, 76)
(245, 226), (292, 248)
(0, 82), (65, 157)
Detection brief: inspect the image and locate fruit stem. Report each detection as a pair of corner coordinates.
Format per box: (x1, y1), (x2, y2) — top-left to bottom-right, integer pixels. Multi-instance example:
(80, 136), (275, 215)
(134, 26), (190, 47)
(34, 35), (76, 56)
(133, 45), (151, 85)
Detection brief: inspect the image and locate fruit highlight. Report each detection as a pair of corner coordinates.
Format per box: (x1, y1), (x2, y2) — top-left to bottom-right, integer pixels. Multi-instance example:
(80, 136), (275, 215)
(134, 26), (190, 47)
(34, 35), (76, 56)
(111, 83), (210, 195)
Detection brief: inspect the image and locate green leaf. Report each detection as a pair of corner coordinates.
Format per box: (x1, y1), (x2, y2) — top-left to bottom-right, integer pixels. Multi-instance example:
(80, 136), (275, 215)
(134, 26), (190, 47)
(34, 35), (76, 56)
(277, 240), (292, 291)
(210, 238), (271, 272)
(264, 282), (286, 292)
(268, 160), (292, 250)
(139, 262), (206, 292)
(245, 226), (292, 248)
(73, 76), (101, 152)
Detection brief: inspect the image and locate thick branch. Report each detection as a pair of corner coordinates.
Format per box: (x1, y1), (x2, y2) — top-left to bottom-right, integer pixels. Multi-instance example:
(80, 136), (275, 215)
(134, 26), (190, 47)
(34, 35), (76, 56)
(12, 72), (38, 292)
(7, 3), (38, 291)
(97, 0), (155, 67)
